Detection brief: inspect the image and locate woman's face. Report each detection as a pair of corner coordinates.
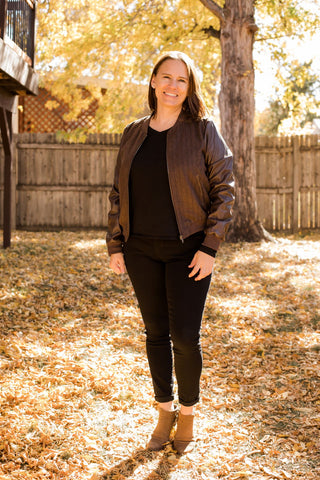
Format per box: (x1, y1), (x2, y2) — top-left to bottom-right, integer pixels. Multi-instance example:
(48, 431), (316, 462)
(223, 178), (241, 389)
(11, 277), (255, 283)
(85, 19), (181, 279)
(151, 59), (189, 112)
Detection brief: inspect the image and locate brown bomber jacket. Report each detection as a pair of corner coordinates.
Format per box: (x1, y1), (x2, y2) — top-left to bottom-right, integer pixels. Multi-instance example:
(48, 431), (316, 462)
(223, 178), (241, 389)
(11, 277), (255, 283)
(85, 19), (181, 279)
(107, 110), (234, 255)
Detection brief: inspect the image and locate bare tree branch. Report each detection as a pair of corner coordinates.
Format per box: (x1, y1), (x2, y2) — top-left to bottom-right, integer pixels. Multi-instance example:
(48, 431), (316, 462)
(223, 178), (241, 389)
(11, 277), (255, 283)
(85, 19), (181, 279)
(255, 33), (303, 42)
(202, 25), (221, 39)
(247, 23), (258, 33)
(199, 0), (225, 24)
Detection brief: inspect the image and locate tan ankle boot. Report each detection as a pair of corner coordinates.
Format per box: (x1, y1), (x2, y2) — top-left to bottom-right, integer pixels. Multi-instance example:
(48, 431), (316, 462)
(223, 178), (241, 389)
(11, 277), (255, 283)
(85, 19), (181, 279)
(173, 412), (194, 454)
(147, 407), (177, 451)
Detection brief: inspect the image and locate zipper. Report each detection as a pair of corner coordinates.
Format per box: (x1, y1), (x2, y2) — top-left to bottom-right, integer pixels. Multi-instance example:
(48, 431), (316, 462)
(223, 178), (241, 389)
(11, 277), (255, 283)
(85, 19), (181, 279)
(166, 138), (184, 243)
(125, 137), (146, 240)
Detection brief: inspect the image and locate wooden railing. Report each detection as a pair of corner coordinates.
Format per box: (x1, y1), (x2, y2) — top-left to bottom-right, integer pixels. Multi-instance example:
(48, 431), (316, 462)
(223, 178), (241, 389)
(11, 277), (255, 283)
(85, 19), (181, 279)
(0, 0), (36, 66)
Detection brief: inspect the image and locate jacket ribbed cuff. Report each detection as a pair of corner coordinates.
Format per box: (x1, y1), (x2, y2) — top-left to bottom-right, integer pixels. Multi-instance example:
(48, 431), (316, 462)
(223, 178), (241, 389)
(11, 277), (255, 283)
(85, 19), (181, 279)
(106, 239), (123, 256)
(202, 233), (222, 252)
(199, 244), (217, 257)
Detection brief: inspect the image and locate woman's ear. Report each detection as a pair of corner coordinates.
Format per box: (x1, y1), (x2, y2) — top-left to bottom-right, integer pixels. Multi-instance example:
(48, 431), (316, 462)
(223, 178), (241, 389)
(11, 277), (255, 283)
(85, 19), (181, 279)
(151, 75), (156, 88)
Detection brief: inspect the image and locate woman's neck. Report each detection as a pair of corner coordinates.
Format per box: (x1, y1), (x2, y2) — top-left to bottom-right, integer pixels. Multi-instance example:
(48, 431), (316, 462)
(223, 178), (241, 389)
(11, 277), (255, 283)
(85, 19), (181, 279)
(150, 106), (182, 132)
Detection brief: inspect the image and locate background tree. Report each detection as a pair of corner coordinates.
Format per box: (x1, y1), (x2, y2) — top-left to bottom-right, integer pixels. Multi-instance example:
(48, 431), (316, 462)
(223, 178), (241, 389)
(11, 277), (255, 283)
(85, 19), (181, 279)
(36, 0), (319, 241)
(199, 0), (319, 241)
(255, 60), (320, 136)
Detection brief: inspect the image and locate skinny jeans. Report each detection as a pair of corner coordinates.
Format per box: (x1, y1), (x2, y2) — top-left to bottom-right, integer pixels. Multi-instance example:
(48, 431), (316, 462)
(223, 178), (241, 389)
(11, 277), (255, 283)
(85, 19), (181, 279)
(123, 233), (211, 406)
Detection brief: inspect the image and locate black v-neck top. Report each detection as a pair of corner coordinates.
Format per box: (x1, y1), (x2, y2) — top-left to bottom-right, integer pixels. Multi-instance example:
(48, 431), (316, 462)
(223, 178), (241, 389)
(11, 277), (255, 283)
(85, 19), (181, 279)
(129, 126), (179, 238)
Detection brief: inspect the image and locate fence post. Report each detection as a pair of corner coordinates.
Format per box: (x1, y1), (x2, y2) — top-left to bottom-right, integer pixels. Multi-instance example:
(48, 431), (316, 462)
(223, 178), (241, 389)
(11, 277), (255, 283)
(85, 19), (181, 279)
(292, 136), (300, 233)
(11, 132), (17, 230)
(0, 107), (13, 248)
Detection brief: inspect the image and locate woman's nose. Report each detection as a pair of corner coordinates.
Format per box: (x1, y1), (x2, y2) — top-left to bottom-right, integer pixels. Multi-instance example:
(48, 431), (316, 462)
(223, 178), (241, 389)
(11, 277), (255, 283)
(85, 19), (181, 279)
(168, 78), (178, 88)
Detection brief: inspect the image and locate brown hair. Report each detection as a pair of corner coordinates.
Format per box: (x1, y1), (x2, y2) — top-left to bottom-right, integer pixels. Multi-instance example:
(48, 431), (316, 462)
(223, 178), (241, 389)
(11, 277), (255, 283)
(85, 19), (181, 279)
(148, 51), (208, 120)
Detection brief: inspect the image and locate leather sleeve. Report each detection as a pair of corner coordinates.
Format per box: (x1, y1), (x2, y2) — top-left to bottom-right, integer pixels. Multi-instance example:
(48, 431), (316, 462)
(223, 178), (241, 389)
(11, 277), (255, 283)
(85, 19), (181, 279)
(202, 120), (235, 251)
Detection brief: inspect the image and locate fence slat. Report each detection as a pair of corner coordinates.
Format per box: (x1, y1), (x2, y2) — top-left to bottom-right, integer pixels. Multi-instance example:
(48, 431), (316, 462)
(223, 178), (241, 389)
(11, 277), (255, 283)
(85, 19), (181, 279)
(292, 136), (300, 232)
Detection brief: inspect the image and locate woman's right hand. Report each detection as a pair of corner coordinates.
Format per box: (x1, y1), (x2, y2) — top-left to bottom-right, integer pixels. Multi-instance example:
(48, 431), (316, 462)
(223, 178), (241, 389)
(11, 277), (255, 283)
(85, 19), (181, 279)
(109, 252), (127, 274)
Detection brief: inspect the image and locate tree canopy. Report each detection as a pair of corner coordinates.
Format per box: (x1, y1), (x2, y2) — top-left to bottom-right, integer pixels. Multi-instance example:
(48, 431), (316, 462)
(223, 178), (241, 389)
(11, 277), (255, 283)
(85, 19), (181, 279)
(256, 60), (320, 135)
(36, 0), (319, 134)
(36, 0), (221, 133)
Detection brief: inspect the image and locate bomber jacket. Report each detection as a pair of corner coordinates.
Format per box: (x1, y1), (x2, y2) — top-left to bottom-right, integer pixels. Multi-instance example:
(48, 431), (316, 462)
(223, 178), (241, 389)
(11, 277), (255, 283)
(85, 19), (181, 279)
(106, 110), (234, 255)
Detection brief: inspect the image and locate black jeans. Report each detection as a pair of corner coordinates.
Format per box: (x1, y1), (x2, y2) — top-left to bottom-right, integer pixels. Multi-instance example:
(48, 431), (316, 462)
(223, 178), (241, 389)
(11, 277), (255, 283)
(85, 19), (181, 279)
(123, 233), (211, 406)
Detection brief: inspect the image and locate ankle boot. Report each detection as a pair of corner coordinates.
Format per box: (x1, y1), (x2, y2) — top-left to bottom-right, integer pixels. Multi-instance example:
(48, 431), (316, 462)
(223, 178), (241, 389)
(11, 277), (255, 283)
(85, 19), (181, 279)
(173, 412), (194, 454)
(147, 407), (177, 451)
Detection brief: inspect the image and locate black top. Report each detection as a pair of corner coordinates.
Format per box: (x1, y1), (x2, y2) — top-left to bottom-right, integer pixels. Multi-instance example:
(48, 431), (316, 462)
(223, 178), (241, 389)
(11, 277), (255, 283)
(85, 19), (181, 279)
(129, 126), (179, 238)
(129, 126), (216, 257)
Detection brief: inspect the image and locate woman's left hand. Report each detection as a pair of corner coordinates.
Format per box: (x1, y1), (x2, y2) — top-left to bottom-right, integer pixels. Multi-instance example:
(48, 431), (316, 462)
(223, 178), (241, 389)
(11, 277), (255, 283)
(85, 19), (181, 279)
(188, 250), (215, 281)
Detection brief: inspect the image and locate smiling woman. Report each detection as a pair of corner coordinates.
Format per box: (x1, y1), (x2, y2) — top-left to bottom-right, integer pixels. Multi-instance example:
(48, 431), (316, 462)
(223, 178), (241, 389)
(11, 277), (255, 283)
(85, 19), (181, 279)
(106, 50), (234, 455)
(148, 51), (207, 131)
(149, 59), (189, 129)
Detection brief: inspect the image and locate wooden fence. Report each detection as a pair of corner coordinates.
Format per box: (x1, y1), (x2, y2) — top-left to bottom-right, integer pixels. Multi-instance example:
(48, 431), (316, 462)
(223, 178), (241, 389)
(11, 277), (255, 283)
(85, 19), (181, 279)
(0, 133), (121, 229)
(1, 133), (320, 232)
(255, 135), (320, 232)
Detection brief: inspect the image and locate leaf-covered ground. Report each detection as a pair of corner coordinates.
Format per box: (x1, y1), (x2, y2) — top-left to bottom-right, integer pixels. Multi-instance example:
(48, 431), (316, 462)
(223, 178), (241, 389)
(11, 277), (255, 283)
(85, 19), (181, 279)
(0, 230), (320, 480)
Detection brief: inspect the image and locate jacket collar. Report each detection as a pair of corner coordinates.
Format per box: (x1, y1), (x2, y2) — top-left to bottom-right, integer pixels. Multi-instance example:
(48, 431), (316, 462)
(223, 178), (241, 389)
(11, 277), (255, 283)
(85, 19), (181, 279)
(141, 109), (190, 134)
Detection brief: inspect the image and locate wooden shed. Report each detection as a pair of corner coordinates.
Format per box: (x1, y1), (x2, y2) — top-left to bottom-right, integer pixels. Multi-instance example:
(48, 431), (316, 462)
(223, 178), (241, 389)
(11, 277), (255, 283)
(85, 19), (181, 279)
(0, 0), (38, 247)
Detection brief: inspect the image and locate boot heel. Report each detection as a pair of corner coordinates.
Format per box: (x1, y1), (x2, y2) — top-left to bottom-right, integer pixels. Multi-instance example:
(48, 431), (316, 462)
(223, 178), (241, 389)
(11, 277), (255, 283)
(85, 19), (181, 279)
(173, 412), (194, 454)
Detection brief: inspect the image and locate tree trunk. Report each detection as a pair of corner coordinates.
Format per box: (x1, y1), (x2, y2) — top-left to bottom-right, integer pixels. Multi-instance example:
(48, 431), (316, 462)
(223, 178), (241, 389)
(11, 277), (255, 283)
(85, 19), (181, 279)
(219, 0), (272, 242)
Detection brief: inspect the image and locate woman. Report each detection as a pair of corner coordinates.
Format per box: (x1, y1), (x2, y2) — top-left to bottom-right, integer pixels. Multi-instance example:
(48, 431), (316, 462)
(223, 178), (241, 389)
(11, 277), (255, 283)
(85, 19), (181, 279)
(107, 51), (234, 454)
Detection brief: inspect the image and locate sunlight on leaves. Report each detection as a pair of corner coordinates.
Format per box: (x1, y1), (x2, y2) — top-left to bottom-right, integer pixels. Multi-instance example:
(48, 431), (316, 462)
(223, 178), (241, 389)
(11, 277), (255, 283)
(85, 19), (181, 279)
(0, 230), (319, 479)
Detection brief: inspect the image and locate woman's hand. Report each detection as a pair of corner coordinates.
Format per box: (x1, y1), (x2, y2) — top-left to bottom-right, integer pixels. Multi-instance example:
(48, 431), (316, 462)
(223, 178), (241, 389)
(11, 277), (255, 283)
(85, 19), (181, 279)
(109, 252), (126, 274)
(188, 250), (215, 281)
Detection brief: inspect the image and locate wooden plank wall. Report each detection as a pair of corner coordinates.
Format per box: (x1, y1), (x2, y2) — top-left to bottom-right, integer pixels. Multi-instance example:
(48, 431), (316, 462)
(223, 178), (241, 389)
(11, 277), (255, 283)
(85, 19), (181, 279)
(1, 133), (121, 229)
(255, 134), (320, 231)
(1, 133), (320, 231)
